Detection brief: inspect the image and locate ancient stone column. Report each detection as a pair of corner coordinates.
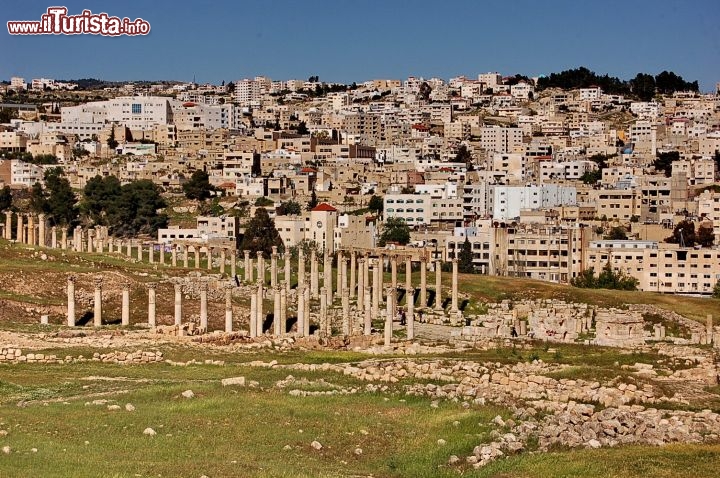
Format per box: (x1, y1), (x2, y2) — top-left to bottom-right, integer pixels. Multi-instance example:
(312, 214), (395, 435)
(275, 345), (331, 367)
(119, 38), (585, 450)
(171, 244), (178, 267)
(4, 211), (11, 240)
(61, 228), (68, 250)
(371, 263), (380, 323)
(270, 247), (278, 288)
(38, 214), (46, 247)
(249, 293), (258, 338)
(310, 249), (319, 298)
(126, 240), (132, 257)
(340, 254), (348, 300)
(284, 252), (291, 293)
(319, 286), (328, 336)
(51, 226), (57, 249)
(350, 250), (357, 298)
(280, 282), (287, 335)
(137, 242), (143, 262)
(336, 251), (343, 300)
(357, 258), (366, 312)
(87, 230), (94, 253)
(174, 283), (183, 326)
(256, 251), (264, 285)
(230, 250), (237, 278)
(405, 257), (412, 305)
(324, 251), (332, 304)
(149, 243), (154, 264)
(362, 254), (370, 301)
(159, 244), (165, 265)
(273, 285), (282, 336)
(298, 249), (305, 288)
(391, 255), (398, 289)
(147, 283), (157, 328)
(297, 284), (305, 337)
(199, 282), (208, 331)
(194, 247), (200, 269)
(16, 214), (23, 244)
(384, 287), (395, 346)
(93, 276), (103, 327)
(207, 247), (213, 271)
(225, 284), (233, 333)
(220, 248), (226, 275)
(451, 258), (459, 313)
(420, 257), (427, 308)
(435, 260), (443, 311)
(121, 281), (130, 326)
(27, 214), (35, 246)
(244, 250), (251, 282)
(256, 281), (264, 336)
(183, 245), (189, 268)
(67, 275), (76, 326)
(342, 287), (350, 335)
(364, 286), (372, 336)
(303, 284), (310, 337)
(407, 287), (415, 340)
(98, 237), (105, 253)
(707, 315), (714, 345)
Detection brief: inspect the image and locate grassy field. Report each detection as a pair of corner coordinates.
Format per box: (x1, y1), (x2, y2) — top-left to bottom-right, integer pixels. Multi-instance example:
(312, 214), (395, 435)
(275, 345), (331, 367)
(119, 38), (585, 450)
(0, 341), (718, 477)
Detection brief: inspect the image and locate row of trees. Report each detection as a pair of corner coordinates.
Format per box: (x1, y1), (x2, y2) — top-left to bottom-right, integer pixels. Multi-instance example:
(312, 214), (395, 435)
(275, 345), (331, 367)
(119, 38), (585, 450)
(13, 171), (168, 237)
(571, 263), (639, 290)
(536, 67), (699, 101)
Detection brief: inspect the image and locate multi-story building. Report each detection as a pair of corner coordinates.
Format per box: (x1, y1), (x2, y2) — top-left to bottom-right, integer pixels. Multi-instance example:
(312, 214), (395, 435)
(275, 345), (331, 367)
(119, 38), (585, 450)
(586, 240), (720, 295)
(480, 126), (523, 154)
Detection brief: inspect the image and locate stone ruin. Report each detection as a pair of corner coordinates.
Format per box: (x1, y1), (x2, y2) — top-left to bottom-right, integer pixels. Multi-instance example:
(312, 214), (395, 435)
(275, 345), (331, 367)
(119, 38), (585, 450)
(454, 298), (716, 348)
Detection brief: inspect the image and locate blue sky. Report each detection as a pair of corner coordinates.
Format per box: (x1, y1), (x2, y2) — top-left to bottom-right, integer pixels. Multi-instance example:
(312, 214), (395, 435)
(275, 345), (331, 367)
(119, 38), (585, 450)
(2, 0), (719, 91)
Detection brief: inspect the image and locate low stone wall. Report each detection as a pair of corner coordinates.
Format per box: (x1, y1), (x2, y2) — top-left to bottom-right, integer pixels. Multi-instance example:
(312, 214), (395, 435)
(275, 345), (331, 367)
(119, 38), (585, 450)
(0, 347), (163, 365)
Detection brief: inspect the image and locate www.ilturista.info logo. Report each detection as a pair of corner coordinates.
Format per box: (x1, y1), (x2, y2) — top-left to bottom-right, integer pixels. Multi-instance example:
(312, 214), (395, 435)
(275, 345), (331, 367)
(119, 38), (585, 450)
(7, 7), (150, 36)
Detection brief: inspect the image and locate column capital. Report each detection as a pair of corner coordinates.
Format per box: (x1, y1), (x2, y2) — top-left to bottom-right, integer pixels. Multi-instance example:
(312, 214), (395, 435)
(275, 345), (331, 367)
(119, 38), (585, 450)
(257, 250), (264, 258)
(93, 276), (103, 288)
(198, 281), (208, 291)
(146, 282), (157, 291)
(67, 274), (77, 283)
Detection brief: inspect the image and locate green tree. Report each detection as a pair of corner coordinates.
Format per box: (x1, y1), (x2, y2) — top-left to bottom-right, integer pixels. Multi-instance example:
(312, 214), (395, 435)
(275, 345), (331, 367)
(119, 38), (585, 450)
(665, 219), (696, 247)
(240, 207), (283, 256)
(713, 281), (720, 299)
(580, 169), (602, 184)
(81, 175), (121, 225)
(458, 237), (474, 273)
(277, 200), (301, 216)
(107, 128), (118, 150)
(307, 190), (318, 211)
(106, 180), (167, 237)
(296, 121), (309, 135)
(454, 145), (472, 164)
(182, 170), (216, 201)
(653, 151), (679, 177)
(28, 182), (49, 214)
(605, 226), (628, 240)
(629, 73), (656, 101)
(571, 262), (638, 291)
(697, 225), (714, 248)
(0, 186), (12, 211)
(43, 168), (78, 226)
(378, 217), (410, 246)
(368, 195), (383, 214)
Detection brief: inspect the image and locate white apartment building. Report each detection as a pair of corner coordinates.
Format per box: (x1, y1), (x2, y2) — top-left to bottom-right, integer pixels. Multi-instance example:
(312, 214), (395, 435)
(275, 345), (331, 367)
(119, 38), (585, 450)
(481, 126), (523, 154)
(579, 87), (602, 101)
(586, 241), (720, 295)
(61, 96), (173, 130)
(9, 77), (26, 91)
(487, 184), (577, 220)
(630, 101), (660, 119)
(10, 160), (44, 186)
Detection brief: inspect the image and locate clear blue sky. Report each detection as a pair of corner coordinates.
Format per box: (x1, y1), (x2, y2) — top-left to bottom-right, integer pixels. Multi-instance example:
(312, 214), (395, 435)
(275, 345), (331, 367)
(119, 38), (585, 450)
(2, 0), (719, 91)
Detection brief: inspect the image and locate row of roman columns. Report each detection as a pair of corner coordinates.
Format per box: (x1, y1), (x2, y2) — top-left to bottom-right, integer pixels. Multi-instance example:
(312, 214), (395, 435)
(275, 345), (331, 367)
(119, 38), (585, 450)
(66, 275), (235, 333)
(3, 211), (48, 246)
(63, 246), (463, 345)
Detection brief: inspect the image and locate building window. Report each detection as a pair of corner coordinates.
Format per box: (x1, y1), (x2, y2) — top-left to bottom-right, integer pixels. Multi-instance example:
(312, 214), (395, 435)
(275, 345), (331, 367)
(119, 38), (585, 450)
(132, 104), (142, 114)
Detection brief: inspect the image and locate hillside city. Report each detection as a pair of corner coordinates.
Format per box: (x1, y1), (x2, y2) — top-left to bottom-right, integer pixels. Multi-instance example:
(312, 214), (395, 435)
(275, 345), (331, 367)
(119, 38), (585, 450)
(1, 69), (720, 295)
